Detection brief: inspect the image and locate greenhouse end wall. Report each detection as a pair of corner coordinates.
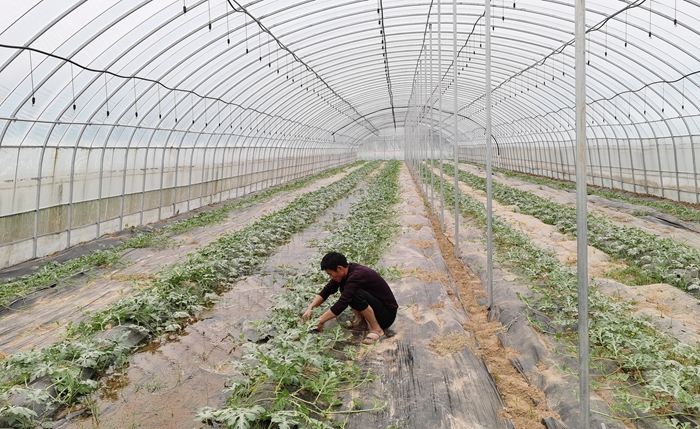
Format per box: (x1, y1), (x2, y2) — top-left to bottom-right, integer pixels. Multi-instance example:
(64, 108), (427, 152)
(462, 135), (700, 204)
(0, 146), (355, 270)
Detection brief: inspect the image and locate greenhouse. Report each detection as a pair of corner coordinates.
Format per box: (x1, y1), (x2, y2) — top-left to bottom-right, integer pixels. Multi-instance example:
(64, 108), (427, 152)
(1, 0), (699, 428)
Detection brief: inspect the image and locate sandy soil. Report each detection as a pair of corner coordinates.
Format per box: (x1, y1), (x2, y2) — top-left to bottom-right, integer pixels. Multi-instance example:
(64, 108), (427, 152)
(420, 191), (560, 429)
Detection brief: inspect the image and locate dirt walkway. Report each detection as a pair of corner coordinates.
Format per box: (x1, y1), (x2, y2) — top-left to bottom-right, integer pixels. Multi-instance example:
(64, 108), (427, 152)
(344, 164), (558, 428)
(0, 166), (359, 355)
(422, 173), (630, 428)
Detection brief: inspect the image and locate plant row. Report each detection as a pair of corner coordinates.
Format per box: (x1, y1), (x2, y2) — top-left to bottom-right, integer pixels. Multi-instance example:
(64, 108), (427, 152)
(465, 162), (700, 224)
(196, 160), (402, 429)
(0, 161), (379, 428)
(437, 161), (700, 292)
(423, 167), (700, 427)
(0, 161), (364, 310)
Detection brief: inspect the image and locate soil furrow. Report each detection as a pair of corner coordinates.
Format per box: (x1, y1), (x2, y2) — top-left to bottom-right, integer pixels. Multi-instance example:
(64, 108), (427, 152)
(0, 166), (360, 354)
(52, 173), (371, 428)
(433, 165), (700, 347)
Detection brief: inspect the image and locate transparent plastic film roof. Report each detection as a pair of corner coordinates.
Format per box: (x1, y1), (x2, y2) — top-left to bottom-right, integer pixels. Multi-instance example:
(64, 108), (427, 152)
(3, 1), (699, 146)
(1, 1), (700, 265)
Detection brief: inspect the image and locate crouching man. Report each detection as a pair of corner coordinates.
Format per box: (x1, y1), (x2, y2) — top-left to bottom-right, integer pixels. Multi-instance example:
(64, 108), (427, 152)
(301, 252), (398, 345)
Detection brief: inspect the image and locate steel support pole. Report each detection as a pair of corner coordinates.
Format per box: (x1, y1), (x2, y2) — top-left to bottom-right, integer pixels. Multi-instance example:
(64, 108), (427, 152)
(575, 1), (590, 427)
(419, 59), (424, 192)
(438, 0), (445, 230)
(452, 0), (459, 257)
(485, 0), (494, 309)
(430, 23), (435, 211)
(423, 57), (429, 198)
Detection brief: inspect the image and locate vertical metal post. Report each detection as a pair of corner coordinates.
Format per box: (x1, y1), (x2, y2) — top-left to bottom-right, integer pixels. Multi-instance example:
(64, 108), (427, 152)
(423, 57), (429, 198)
(32, 145), (46, 258)
(419, 59), (423, 190)
(139, 146), (151, 226)
(158, 142), (168, 219)
(186, 145), (195, 212)
(485, 0), (494, 309)
(575, 0), (590, 427)
(438, 0), (445, 230)
(430, 23), (435, 211)
(452, 0), (459, 257)
(67, 139), (81, 246)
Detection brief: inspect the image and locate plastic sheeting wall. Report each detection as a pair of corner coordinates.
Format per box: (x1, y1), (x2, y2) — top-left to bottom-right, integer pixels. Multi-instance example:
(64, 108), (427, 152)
(462, 134), (700, 204)
(0, 142), (355, 269)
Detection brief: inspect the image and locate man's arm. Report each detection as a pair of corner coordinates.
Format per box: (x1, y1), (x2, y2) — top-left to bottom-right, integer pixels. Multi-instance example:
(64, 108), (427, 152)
(315, 309), (336, 332)
(301, 296), (337, 332)
(301, 295), (325, 321)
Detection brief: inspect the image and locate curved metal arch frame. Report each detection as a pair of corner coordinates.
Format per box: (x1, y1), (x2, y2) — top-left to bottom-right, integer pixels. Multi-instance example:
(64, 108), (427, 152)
(1, 0), (700, 268)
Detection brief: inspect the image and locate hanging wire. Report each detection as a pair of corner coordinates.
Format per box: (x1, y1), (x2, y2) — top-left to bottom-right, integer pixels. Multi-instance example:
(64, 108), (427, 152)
(29, 51), (36, 106)
(674, 0), (678, 25)
(625, 8), (628, 47)
(174, 90), (178, 123)
(628, 88), (632, 118)
(245, 14), (249, 54)
(258, 28), (262, 62)
(104, 73), (109, 117)
(682, 78), (685, 109)
(649, 0), (652, 38)
(543, 60), (546, 85)
(604, 23), (608, 56)
(226, 1), (231, 44)
(204, 97), (208, 126)
(207, 0), (212, 31)
(661, 82), (665, 113)
(158, 83), (161, 119)
(551, 56), (555, 80)
(191, 92), (195, 124)
(562, 50), (565, 76)
(133, 78), (138, 118)
(183, 0), (187, 14)
(586, 26), (591, 65)
(70, 62), (76, 110)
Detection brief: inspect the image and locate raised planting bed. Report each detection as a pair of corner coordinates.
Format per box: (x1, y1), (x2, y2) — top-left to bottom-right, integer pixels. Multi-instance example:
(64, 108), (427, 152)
(424, 167), (700, 428)
(439, 162), (700, 293)
(0, 161), (365, 312)
(477, 162), (700, 224)
(196, 161), (403, 428)
(0, 161), (379, 428)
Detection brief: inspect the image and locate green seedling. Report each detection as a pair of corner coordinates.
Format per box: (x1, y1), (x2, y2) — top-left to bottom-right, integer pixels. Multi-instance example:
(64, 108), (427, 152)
(424, 164), (700, 426)
(197, 161), (402, 428)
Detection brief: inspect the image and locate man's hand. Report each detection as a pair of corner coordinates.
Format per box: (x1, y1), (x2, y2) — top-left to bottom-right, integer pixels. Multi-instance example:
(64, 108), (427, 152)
(316, 320), (325, 332)
(302, 295), (325, 322)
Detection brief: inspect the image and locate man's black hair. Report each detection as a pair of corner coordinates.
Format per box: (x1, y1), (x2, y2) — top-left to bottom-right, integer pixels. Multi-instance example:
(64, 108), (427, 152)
(320, 252), (348, 271)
